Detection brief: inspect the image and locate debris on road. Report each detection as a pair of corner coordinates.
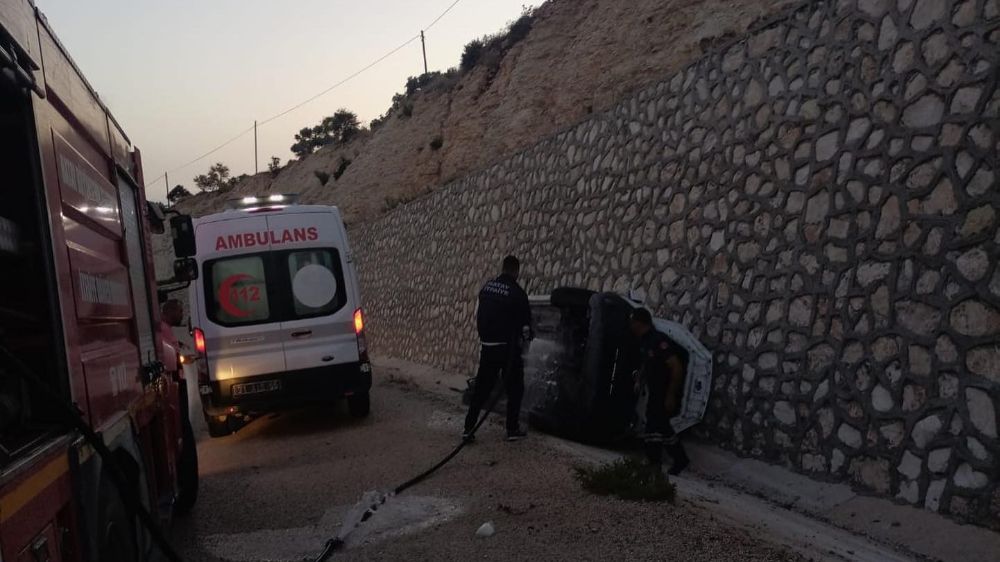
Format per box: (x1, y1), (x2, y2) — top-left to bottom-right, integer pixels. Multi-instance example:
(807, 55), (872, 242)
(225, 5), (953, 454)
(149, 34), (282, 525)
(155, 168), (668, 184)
(476, 521), (496, 537)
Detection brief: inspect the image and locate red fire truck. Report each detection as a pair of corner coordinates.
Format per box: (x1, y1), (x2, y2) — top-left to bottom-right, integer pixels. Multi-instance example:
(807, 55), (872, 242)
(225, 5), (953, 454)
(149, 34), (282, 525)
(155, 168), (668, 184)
(0, 2), (197, 561)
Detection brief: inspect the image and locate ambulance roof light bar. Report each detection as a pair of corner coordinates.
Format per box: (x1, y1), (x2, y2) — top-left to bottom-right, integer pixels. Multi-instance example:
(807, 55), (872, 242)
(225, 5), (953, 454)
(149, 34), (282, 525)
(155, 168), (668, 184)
(225, 193), (300, 210)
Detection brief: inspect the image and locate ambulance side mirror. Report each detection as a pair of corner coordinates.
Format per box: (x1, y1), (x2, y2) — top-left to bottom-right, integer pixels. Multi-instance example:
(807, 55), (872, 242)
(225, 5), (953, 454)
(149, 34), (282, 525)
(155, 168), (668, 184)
(173, 258), (198, 282)
(170, 214), (196, 258)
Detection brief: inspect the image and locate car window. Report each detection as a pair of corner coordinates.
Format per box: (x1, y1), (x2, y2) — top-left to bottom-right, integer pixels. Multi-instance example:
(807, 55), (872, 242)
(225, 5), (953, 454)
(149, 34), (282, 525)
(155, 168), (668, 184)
(287, 249), (346, 318)
(207, 256), (271, 325)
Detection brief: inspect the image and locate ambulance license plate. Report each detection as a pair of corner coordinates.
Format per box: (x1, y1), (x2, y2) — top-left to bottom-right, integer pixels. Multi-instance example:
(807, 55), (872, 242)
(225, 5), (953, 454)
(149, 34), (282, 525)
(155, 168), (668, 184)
(232, 379), (282, 397)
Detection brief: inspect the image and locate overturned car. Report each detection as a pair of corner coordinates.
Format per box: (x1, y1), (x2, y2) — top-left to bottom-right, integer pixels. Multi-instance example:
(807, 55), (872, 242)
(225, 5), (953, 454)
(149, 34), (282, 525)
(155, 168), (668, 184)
(521, 288), (712, 444)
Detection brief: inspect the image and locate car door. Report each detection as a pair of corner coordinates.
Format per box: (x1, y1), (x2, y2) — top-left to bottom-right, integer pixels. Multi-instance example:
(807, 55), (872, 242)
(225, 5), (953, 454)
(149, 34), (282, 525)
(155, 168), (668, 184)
(267, 212), (359, 372)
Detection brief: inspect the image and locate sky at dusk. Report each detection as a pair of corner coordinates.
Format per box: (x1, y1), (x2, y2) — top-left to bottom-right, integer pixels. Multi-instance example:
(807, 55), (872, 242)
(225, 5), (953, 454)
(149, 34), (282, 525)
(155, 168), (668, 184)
(34, 0), (543, 201)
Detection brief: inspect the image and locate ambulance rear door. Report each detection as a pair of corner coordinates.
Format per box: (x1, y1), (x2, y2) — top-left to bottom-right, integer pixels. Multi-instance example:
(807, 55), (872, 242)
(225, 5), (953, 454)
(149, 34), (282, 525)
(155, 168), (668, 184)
(196, 216), (287, 381)
(267, 210), (359, 372)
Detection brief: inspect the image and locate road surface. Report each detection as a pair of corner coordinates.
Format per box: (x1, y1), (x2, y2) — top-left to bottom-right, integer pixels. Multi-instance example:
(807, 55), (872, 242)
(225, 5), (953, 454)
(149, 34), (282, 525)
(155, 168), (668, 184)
(172, 362), (802, 561)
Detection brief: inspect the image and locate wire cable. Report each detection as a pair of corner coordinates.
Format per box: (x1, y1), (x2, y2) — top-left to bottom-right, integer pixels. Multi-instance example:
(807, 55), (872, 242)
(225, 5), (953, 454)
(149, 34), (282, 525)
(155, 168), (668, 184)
(146, 0), (467, 191)
(424, 0), (463, 31)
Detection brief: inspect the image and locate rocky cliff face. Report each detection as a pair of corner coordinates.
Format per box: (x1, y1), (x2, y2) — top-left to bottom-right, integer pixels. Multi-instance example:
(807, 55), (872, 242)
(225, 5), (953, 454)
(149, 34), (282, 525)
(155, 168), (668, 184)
(350, 0), (1000, 526)
(171, 0), (797, 223)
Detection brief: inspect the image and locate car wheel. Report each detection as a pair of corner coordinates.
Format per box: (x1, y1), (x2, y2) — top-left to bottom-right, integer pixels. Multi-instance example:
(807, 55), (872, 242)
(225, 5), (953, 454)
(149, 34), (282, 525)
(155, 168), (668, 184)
(347, 393), (370, 418)
(205, 414), (233, 438)
(174, 417), (199, 515)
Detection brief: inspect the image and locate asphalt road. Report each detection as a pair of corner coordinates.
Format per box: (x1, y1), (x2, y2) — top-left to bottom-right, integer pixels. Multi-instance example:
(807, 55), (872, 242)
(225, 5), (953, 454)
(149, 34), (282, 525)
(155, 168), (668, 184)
(171, 363), (802, 561)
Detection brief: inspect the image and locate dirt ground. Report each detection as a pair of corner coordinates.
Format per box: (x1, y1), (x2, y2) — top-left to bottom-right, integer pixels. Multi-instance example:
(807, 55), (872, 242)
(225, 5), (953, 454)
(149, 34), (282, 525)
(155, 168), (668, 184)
(171, 365), (802, 561)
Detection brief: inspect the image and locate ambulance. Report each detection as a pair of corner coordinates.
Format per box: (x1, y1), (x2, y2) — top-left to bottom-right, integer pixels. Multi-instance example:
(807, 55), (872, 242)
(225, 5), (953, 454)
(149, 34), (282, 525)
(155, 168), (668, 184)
(182, 196), (372, 437)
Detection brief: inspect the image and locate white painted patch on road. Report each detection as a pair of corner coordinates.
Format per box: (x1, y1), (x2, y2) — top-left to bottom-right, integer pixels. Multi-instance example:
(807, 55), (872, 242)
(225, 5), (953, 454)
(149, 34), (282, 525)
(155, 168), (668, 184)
(201, 495), (462, 561)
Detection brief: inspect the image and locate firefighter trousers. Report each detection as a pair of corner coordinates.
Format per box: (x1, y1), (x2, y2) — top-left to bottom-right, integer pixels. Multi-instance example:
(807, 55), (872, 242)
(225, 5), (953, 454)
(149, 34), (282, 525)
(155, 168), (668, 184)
(465, 344), (524, 433)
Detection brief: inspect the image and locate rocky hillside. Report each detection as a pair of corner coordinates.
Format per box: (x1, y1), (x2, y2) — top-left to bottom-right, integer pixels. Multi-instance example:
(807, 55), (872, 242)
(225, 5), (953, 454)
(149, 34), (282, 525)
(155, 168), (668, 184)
(172, 0), (798, 224)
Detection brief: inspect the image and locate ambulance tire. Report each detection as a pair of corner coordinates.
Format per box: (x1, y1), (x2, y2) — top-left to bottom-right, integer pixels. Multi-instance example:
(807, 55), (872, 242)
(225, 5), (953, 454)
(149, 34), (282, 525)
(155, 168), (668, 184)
(174, 417), (199, 515)
(97, 473), (138, 562)
(348, 393), (370, 418)
(206, 414), (233, 438)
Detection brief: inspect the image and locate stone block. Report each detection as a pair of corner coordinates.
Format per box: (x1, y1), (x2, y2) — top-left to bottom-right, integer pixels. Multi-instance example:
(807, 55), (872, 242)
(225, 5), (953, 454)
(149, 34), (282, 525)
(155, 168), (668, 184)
(902, 94), (945, 128)
(774, 401), (796, 425)
(954, 463), (989, 489)
(912, 414), (943, 448)
(838, 423), (862, 448)
(925, 479), (945, 511)
(928, 448), (951, 473)
(950, 300), (1000, 337)
(967, 346), (1000, 383)
(849, 456), (891, 493)
(910, 0), (947, 29)
(897, 450), (922, 479)
(896, 300), (942, 336)
(966, 387), (997, 438)
(872, 384), (894, 412)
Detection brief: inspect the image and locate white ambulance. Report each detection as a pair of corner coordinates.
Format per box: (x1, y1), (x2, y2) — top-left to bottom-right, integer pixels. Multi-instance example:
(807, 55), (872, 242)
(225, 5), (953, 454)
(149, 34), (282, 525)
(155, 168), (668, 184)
(185, 196), (371, 437)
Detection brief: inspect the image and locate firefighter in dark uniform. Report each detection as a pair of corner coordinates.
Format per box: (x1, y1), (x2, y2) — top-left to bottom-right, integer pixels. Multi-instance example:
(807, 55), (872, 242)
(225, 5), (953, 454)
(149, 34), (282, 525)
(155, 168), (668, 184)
(630, 307), (690, 475)
(464, 255), (532, 442)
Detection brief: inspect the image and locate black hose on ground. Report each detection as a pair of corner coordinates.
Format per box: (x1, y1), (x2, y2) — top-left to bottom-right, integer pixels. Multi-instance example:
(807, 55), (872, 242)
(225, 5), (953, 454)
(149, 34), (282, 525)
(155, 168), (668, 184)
(0, 345), (183, 562)
(312, 380), (507, 562)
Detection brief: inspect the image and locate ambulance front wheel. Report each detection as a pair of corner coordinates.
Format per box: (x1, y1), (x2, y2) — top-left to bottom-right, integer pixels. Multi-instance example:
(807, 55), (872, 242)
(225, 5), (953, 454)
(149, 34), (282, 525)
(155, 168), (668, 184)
(348, 393), (370, 418)
(206, 413), (234, 438)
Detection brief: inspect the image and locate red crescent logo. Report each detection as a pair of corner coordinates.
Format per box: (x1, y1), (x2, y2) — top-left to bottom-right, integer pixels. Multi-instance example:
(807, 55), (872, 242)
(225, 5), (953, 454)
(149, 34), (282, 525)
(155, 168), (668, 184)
(218, 273), (253, 318)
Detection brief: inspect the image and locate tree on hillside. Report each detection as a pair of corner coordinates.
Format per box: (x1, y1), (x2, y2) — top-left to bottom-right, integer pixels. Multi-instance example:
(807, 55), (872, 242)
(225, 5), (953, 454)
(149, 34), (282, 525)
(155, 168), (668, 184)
(290, 109), (361, 157)
(167, 184), (192, 204)
(193, 163), (238, 192)
(268, 156), (282, 176)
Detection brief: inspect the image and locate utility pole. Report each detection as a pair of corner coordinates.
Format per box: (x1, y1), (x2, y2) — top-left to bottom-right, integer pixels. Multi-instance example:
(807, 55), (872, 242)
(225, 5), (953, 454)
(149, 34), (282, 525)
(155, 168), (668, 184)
(420, 30), (428, 74)
(254, 120), (258, 174)
(164, 172), (168, 193)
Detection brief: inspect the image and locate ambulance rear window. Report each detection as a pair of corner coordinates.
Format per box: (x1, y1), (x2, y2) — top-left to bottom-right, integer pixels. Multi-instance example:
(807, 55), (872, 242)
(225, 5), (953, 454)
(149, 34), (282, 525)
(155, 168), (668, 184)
(207, 256), (271, 325)
(287, 249), (346, 318)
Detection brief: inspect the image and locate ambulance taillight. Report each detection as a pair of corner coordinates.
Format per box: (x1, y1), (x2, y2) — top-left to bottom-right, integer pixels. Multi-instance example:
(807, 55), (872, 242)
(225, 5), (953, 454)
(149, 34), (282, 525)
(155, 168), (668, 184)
(193, 328), (206, 354)
(353, 308), (369, 363)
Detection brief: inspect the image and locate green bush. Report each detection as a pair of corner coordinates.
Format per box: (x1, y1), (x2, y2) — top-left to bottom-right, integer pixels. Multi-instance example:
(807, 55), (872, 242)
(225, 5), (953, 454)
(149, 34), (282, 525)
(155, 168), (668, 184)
(460, 38), (485, 71)
(291, 109), (361, 157)
(405, 72), (442, 96)
(506, 10), (535, 44)
(333, 157), (351, 180)
(573, 457), (676, 502)
(459, 7), (536, 73)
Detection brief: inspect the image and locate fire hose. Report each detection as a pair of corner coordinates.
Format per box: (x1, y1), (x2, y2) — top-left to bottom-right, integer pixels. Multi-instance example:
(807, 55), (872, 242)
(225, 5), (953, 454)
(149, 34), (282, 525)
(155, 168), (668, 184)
(0, 344), (183, 562)
(311, 367), (509, 562)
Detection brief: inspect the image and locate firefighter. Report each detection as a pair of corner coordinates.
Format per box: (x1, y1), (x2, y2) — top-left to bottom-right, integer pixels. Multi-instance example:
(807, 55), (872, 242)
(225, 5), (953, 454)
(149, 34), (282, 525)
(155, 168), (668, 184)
(464, 255), (532, 442)
(629, 307), (690, 476)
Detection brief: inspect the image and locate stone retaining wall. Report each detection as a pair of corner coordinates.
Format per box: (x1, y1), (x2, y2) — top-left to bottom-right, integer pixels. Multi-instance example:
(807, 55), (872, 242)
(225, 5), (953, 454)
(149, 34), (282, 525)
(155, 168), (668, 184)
(353, 0), (1000, 526)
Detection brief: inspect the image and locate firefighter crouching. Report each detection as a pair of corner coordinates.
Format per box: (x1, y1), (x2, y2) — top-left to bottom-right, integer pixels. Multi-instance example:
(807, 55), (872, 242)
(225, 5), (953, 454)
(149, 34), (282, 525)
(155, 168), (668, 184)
(629, 307), (690, 476)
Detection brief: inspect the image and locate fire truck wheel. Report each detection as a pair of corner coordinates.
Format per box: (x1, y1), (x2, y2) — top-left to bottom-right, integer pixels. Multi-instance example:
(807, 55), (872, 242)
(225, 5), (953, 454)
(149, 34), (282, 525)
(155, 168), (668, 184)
(97, 474), (138, 562)
(347, 393), (370, 418)
(174, 417), (199, 515)
(206, 414), (234, 438)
